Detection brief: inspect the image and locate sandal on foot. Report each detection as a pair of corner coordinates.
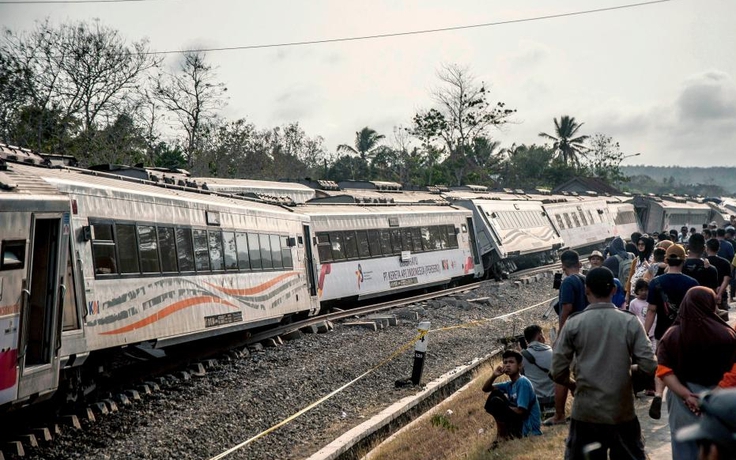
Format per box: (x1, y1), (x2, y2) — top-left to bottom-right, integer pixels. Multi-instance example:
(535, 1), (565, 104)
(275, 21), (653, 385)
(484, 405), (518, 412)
(543, 417), (567, 426)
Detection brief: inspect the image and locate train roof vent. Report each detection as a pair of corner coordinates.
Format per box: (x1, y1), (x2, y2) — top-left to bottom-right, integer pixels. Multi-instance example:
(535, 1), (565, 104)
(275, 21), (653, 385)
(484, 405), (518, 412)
(514, 189), (525, 195)
(466, 184), (488, 192)
(0, 172), (18, 190)
(535, 188), (551, 195)
(585, 191), (599, 197)
(503, 188), (514, 194)
(0, 143), (46, 166)
(372, 181), (403, 192)
(317, 180), (340, 190)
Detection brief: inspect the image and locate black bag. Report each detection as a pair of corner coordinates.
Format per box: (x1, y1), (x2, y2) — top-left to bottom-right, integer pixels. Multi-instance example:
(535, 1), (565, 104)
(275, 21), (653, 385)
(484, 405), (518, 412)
(521, 349), (550, 374)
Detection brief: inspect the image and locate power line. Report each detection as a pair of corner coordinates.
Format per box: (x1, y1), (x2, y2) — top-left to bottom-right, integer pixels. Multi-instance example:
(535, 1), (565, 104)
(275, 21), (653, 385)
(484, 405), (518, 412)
(141, 0), (674, 55)
(0, 0), (673, 55)
(0, 0), (169, 4)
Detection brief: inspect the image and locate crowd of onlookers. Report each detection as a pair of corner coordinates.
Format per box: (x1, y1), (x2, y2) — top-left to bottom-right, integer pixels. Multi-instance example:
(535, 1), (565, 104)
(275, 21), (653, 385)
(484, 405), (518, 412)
(482, 217), (736, 459)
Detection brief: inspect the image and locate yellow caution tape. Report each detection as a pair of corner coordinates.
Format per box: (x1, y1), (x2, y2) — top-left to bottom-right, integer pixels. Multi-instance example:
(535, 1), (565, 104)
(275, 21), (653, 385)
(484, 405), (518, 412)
(207, 295), (556, 460)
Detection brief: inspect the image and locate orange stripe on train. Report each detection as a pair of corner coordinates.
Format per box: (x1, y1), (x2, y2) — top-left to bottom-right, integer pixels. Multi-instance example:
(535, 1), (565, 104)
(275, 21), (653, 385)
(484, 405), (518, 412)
(204, 272), (298, 296)
(99, 296), (238, 335)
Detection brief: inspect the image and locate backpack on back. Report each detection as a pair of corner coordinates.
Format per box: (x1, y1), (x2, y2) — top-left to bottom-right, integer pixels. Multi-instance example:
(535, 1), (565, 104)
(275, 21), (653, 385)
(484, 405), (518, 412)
(616, 253), (634, 281)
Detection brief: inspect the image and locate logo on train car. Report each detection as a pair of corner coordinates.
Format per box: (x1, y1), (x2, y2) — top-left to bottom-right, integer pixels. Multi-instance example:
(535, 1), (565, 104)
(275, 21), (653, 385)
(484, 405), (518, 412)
(88, 300), (100, 315)
(317, 263), (332, 298)
(356, 264), (364, 289)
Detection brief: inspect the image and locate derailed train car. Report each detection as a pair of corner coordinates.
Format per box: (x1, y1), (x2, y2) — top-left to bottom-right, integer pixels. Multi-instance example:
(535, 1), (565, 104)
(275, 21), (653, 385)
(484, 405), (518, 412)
(295, 202), (482, 307)
(634, 195), (713, 233)
(0, 155), (71, 408)
(0, 148), (320, 410)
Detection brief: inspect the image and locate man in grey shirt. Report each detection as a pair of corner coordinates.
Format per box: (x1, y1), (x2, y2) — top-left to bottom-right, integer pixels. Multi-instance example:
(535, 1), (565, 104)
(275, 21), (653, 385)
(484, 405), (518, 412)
(522, 325), (555, 409)
(551, 267), (657, 460)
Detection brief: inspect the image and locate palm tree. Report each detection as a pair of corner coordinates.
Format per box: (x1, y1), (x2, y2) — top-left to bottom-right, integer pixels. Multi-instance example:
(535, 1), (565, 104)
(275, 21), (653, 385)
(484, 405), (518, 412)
(337, 127), (385, 161)
(538, 115), (589, 166)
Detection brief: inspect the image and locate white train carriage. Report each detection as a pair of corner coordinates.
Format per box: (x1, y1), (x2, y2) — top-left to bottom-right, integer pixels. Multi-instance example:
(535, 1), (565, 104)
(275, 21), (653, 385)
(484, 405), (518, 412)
(294, 204), (481, 306)
(11, 162), (319, 357)
(445, 193), (563, 277)
(541, 196), (615, 251)
(191, 177), (318, 205)
(607, 199), (641, 238)
(634, 195), (713, 234)
(0, 155), (71, 408)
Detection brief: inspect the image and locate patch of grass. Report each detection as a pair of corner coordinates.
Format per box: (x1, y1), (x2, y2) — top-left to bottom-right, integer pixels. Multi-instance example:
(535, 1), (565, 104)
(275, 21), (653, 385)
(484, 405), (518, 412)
(366, 323), (572, 460)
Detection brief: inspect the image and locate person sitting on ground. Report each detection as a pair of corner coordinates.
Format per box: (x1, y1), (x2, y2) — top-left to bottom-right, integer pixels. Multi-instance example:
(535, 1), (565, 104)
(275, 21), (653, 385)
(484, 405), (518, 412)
(675, 389), (736, 460)
(521, 325), (555, 411)
(656, 287), (736, 460)
(482, 349), (542, 444)
(551, 267), (656, 460)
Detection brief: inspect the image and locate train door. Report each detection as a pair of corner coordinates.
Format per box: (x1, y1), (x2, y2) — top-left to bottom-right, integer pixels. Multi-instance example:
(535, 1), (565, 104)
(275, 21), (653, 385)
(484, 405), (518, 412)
(466, 217), (482, 277)
(17, 216), (65, 400)
(302, 225), (317, 297)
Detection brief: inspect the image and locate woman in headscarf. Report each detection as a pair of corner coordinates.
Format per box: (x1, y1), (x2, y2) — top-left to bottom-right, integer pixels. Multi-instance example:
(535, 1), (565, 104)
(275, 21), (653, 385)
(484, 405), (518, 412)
(624, 236), (654, 305)
(656, 287), (736, 460)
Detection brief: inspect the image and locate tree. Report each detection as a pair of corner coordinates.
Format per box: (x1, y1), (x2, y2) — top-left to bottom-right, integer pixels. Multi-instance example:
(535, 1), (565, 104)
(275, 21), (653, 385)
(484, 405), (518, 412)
(336, 127), (385, 161)
(539, 115), (589, 166)
(500, 144), (555, 189)
(326, 154), (370, 181)
(155, 51), (227, 167)
(410, 64), (514, 185)
(585, 133), (628, 185)
(1, 19), (158, 159)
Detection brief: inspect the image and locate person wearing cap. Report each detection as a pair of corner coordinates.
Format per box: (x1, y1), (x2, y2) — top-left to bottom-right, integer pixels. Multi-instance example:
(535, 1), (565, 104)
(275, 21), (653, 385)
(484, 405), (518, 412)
(709, 221), (719, 230)
(590, 250), (625, 308)
(644, 244), (700, 420)
(676, 389), (736, 460)
(657, 287), (736, 460)
(551, 267), (656, 460)
(545, 250), (588, 426)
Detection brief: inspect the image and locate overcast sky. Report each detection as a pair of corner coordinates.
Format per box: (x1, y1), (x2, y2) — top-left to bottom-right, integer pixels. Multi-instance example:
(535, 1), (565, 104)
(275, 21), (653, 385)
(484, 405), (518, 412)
(2, 0), (735, 167)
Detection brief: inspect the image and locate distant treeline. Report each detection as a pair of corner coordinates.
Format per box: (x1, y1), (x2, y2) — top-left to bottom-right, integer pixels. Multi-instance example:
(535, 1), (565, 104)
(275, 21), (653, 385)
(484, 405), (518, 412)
(622, 166), (736, 196)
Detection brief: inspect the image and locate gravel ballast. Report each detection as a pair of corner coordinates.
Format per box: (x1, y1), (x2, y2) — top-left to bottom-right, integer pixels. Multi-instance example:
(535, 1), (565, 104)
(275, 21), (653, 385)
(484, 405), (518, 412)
(20, 276), (558, 460)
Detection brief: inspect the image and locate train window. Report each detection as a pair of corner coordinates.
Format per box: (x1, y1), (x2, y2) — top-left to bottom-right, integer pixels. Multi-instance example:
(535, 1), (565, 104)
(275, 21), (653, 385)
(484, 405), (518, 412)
(117, 224), (140, 274)
(356, 231), (371, 258)
(208, 231), (225, 271)
(366, 230), (381, 257)
(432, 226), (445, 250)
(411, 227), (423, 252)
(329, 232), (346, 261)
(563, 213), (573, 229)
(316, 233), (332, 263)
(555, 214), (565, 230)
(445, 225), (459, 248)
(176, 228), (195, 272)
(379, 230), (392, 255)
(138, 225), (160, 273)
(390, 229), (403, 254)
(91, 223), (117, 275)
(343, 231), (360, 260)
(401, 228), (414, 252)
(222, 232), (238, 270)
(158, 227), (178, 273)
(420, 227), (432, 251)
(259, 233), (273, 269)
(571, 213), (581, 228)
(193, 230), (211, 272)
(587, 210), (595, 224)
(270, 234), (283, 269)
(281, 235), (293, 269)
(1, 240), (26, 271)
(579, 210), (588, 226)
(235, 232), (250, 270)
(248, 233), (262, 269)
